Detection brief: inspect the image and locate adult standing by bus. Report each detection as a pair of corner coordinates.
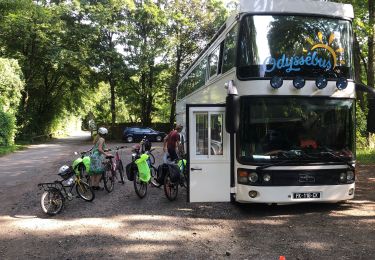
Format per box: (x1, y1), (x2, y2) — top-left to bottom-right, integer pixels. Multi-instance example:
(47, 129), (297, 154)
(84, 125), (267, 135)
(163, 124), (183, 161)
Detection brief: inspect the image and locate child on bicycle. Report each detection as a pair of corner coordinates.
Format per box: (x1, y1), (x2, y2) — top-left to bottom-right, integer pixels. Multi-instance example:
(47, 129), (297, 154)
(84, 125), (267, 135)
(90, 127), (112, 190)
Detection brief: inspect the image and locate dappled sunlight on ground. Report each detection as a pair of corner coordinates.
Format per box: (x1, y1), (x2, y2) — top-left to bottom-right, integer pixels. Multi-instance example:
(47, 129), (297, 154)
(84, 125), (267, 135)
(302, 241), (331, 250)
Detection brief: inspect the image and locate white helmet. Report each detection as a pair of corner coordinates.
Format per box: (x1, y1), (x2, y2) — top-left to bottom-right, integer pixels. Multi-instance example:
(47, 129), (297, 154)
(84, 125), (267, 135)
(98, 127), (108, 135)
(58, 165), (70, 174)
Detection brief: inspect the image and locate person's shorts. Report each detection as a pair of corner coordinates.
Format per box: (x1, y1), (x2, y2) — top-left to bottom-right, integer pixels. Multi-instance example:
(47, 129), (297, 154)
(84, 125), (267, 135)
(167, 148), (178, 161)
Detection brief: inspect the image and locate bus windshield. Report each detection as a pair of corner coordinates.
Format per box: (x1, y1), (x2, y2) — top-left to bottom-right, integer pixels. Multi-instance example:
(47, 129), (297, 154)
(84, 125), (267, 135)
(238, 15), (353, 79)
(238, 97), (355, 163)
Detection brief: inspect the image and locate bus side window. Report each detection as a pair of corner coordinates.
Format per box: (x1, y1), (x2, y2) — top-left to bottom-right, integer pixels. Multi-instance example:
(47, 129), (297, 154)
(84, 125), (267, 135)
(209, 46), (220, 78)
(222, 25), (238, 73)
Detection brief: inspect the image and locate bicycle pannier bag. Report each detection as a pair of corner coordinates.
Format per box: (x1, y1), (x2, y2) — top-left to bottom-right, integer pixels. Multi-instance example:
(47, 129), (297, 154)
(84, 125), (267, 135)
(135, 154), (151, 182)
(157, 164), (169, 185)
(126, 162), (135, 181)
(168, 164), (180, 183)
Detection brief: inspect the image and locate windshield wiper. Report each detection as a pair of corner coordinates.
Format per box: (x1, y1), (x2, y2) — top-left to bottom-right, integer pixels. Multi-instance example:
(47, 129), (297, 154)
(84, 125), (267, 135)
(256, 150), (308, 173)
(318, 151), (355, 170)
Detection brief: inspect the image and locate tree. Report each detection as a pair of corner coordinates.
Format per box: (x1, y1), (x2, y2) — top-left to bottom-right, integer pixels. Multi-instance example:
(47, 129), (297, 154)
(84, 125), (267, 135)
(82, 0), (134, 129)
(165, 0), (227, 127)
(0, 58), (24, 114)
(119, 0), (169, 126)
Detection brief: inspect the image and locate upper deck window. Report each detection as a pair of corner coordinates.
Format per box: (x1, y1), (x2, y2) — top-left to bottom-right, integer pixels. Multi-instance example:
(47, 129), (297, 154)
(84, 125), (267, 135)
(238, 15), (353, 79)
(222, 25), (238, 73)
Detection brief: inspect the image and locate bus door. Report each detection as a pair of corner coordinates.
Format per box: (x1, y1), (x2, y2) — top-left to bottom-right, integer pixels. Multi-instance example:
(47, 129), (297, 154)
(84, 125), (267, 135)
(188, 106), (230, 202)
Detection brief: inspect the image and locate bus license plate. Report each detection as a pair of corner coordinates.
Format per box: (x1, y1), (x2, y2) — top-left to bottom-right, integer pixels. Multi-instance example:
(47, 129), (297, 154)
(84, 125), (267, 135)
(293, 192), (321, 199)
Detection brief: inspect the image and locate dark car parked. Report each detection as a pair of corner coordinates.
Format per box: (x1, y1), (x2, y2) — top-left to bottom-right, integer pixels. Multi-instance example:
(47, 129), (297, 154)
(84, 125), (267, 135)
(123, 127), (166, 143)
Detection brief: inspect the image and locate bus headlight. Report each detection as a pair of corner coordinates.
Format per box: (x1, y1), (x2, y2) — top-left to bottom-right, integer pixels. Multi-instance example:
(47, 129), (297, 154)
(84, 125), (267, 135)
(336, 77), (348, 90)
(263, 174), (271, 182)
(346, 171), (355, 181)
(315, 76), (327, 89)
(248, 172), (259, 183)
(293, 76), (305, 89)
(270, 76), (283, 89)
(339, 172), (347, 183)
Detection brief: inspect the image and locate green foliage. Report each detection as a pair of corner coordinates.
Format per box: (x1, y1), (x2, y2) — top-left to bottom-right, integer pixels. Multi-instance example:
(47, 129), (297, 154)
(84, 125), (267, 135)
(0, 109), (16, 146)
(0, 144), (24, 156)
(0, 58), (24, 114)
(356, 148), (375, 164)
(356, 103), (368, 148)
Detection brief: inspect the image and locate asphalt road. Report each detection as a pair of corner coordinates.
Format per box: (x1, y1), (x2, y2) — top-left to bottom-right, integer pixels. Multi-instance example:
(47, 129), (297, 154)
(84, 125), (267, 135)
(0, 133), (374, 259)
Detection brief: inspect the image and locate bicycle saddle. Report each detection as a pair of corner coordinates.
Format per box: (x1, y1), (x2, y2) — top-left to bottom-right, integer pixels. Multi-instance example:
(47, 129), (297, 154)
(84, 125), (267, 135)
(106, 155), (114, 159)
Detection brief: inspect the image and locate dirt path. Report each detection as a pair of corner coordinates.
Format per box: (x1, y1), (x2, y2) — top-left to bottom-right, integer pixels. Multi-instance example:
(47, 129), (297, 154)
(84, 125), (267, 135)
(0, 136), (374, 259)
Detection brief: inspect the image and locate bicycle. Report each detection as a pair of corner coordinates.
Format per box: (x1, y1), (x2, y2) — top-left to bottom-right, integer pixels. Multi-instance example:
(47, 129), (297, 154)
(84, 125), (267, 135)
(139, 136), (159, 187)
(77, 147), (123, 193)
(163, 155), (187, 201)
(38, 165), (95, 215)
(130, 141), (159, 198)
(108, 146), (126, 184)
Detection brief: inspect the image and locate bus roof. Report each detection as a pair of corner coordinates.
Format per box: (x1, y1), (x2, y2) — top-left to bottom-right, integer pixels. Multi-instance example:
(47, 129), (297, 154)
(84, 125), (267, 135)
(238, 0), (354, 20)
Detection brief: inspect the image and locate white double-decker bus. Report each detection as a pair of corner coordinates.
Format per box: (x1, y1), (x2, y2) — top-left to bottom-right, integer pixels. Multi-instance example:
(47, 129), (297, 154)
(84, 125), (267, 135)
(176, 0), (375, 203)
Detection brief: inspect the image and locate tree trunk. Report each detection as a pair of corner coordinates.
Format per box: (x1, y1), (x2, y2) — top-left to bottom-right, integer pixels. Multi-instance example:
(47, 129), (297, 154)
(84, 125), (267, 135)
(169, 46), (182, 129)
(109, 76), (116, 129)
(145, 64), (154, 126)
(354, 33), (365, 109)
(368, 0), (375, 89)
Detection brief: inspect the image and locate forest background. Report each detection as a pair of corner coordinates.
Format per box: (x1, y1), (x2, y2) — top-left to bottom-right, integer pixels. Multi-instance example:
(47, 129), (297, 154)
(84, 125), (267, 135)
(0, 0), (374, 160)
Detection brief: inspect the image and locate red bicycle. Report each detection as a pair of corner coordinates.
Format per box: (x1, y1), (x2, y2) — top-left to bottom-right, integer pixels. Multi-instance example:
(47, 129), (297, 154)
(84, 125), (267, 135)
(103, 146), (126, 192)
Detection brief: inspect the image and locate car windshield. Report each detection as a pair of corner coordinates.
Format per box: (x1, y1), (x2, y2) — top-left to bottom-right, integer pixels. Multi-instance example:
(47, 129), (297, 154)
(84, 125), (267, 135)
(238, 97), (355, 163)
(238, 15), (353, 79)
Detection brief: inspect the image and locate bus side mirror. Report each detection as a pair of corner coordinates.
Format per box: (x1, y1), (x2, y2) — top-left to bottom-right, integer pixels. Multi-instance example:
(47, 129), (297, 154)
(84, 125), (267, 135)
(368, 98), (375, 133)
(225, 94), (240, 134)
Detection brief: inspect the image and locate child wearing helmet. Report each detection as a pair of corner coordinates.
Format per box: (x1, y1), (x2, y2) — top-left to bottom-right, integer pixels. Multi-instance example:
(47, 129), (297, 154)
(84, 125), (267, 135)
(90, 127), (111, 190)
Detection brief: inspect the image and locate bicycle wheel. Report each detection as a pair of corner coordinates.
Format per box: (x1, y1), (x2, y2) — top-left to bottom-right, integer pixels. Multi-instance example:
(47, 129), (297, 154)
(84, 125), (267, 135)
(76, 180), (95, 202)
(148, 153), (155, 165)
(164, 172), (178, 201)
(80, 166), (90, 184)
(133, 170), (147, 198)
(181, 167), (188, 188)
(118, 160), (125, 184)
(150, 165), (161, 188)
(40, 188), (64, 215)
(103, 168), (115, 193)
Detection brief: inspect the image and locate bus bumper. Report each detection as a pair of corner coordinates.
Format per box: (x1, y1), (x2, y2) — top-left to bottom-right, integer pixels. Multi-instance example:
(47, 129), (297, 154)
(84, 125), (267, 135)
(235, 183), (355, 203)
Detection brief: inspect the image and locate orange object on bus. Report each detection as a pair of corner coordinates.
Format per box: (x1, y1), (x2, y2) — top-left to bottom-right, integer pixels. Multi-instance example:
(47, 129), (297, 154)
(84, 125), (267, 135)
(300, 139), (317, 149)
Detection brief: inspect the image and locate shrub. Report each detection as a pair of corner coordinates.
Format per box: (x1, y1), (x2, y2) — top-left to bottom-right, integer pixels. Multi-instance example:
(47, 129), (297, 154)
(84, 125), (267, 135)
(356, 103), (368, 149)
(0, 109), (16, 146)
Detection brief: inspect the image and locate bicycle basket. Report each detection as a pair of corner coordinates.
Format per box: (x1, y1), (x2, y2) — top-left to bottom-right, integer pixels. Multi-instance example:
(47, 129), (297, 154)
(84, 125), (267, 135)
(126, 162), (136, 181)
(58, 166), (74, 180)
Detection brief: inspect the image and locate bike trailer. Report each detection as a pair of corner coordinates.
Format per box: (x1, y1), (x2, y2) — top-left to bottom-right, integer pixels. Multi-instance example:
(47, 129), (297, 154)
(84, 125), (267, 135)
(126, 162), (136, 181)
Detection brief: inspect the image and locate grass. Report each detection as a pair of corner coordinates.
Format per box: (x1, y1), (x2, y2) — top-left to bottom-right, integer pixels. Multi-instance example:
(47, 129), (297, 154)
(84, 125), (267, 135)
(356, 148), (375, 165)
(0, 144), (26, 156)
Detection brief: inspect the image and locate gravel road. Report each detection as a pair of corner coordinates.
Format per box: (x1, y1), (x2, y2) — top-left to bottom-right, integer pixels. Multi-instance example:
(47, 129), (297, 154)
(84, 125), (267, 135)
(0, 134), (374, 259)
